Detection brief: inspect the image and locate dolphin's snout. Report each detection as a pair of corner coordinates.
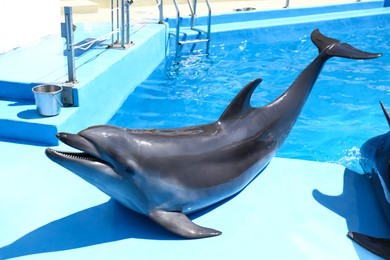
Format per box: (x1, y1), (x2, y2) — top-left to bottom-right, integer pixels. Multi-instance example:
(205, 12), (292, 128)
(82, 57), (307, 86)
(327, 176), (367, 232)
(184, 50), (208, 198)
(56, 132), (78, 143)
(56, 132), (84, 145)
(56, 132), (68, 140)
(55, 132), (100, 158)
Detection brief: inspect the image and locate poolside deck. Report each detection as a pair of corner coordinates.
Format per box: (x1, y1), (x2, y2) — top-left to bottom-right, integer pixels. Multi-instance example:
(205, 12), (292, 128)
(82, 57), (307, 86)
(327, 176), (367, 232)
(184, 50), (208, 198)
(0, 142), (388, 259)
(0, 1), (390, 259)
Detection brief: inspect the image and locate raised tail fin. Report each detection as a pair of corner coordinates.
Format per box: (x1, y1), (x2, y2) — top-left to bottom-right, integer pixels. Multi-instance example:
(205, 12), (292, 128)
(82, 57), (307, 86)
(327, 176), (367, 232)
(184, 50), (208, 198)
(311, 29), (382, 59)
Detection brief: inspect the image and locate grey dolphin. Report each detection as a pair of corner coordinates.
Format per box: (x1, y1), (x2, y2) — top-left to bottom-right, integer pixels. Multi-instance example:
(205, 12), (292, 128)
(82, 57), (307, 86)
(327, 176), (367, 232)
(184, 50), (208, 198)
(46, 29), (381, 239)
(348, 101), (390, 258)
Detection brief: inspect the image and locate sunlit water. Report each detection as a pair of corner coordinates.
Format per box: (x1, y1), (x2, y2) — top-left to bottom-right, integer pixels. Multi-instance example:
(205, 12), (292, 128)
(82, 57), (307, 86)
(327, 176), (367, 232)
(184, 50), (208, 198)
(109, 28), (390, 173)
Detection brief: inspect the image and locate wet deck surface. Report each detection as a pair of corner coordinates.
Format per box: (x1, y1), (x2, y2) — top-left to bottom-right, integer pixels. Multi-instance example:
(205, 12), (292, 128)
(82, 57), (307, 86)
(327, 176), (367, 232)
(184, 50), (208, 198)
(0, 140), (387, 259)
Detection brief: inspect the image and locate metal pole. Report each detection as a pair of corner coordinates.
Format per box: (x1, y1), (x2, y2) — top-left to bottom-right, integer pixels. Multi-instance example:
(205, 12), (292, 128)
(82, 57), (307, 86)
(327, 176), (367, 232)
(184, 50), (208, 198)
(187, 0), (195, 28)
(126, 0), (131, 45)
(116, 0), (120, 42)
(111, 0), (114, 45)
(205, 0), (211, 55)
(173, 0), (180, 56)
(121, 0), (125, 48)
(193, 0), (197, 16)
(64, 6), (76, 83)
(157, 0), (164, 24)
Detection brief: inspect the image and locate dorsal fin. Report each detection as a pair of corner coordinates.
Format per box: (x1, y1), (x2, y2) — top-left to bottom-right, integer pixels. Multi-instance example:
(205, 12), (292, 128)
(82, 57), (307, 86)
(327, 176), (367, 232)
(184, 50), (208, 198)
(219, 78), (262, 121)
(380, 101), (390, 127)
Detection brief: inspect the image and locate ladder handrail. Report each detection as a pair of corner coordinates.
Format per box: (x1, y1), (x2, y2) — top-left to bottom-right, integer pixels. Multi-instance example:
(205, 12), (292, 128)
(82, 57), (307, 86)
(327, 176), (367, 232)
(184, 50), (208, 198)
(187, 0), (211, 30)
(205, 0), (211, 54)
(187, 0), (196, 28)
(171, 0), (211, 56)
(172, 0), (181, 55)
(173, 0), (180, 19)
(173, 0), (211, 56)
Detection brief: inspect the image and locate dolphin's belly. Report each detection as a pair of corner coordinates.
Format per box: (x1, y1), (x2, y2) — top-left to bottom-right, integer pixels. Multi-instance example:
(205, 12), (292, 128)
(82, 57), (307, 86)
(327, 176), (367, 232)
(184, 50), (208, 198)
(133, 145), (277, 214)
(181, 153), (275, 214)
(371, 168), (390, 224)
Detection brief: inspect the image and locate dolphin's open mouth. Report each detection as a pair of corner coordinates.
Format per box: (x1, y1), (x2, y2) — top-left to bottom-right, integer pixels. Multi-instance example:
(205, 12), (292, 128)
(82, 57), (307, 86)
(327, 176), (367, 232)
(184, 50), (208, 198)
(45, 132), (114, 168)
(45, 148), (118, 188)
(46, 149), (109, 165)
(45, 149), (115, 170)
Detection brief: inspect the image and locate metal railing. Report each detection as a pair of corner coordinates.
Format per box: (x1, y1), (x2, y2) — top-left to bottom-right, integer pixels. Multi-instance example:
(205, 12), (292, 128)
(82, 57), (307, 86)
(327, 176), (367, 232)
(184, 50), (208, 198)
(171, 0), (211, 56)
(157, 0), (164, 24)
(108, 0), (133, 48)
(61, 0), (133, 86)
(62, 7), (77, 83)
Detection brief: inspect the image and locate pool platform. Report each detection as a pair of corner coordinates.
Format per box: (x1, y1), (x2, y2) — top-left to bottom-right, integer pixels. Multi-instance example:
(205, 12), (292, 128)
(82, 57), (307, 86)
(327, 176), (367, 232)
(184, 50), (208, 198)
(1, 143), (389, 260)
(1, 1), (390, 259)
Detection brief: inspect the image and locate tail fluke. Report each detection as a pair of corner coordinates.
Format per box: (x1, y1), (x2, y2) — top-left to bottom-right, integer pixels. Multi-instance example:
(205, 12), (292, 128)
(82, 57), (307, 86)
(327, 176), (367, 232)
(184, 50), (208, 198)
(311, 29), (382, 59)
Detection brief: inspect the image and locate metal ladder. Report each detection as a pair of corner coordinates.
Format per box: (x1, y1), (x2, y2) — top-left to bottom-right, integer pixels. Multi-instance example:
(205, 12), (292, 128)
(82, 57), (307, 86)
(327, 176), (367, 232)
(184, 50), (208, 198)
(171, 0), (211, 56)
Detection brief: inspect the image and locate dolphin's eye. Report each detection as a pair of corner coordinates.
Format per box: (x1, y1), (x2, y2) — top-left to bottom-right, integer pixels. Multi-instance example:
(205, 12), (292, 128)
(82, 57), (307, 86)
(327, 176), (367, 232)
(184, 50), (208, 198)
(388, 162), (390, 175)
(378, 142), (384, 153)
(125, 167), (134, 175)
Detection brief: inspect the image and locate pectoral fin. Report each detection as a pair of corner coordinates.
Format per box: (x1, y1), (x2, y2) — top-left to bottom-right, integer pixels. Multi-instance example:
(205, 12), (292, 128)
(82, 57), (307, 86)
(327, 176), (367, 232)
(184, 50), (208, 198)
(149, 210), (222, 239)
(348, 232), (390, 258)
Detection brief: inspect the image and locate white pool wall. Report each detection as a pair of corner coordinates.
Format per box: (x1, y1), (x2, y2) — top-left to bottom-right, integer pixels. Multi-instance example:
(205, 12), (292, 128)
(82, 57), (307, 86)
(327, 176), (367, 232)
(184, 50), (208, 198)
(0, 0), (60, 54)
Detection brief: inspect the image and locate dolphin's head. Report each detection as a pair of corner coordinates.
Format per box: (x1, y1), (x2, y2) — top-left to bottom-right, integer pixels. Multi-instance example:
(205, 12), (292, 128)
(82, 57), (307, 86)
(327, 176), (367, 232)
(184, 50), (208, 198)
(45, 125), (143, 204)
(359, 134), (387, 176)
(359, 101), (390, 177)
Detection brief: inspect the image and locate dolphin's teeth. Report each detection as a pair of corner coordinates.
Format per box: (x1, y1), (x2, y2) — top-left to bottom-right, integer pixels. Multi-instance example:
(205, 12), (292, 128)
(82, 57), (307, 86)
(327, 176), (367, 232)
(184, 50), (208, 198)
(54, 150), (106, 163)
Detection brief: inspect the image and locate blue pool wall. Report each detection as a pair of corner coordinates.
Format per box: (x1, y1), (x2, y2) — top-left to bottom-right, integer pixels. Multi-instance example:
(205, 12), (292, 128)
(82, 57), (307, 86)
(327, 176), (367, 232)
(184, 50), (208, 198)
(210, 8), (390, 46)
(165, 1), (385, 27)
(0, 2), (389, 145)
(169, 3), (390, 50)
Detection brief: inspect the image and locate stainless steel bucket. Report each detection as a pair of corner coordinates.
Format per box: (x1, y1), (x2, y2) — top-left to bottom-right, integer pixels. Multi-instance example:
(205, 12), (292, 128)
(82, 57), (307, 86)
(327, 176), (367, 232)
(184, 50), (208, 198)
(32, 85), (63, 116)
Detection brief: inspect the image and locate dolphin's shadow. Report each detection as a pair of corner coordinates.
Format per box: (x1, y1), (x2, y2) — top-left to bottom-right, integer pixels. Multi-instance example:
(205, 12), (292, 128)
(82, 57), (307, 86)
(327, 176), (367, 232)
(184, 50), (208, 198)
(0, 196), (233, 259)
(0, 200), (166, 259)
(313, 168), (390, 255)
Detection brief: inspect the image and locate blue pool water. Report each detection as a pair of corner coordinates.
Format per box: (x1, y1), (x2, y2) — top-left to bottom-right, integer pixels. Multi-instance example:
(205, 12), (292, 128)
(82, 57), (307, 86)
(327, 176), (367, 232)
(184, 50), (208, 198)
(109, 27), (390, 173)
